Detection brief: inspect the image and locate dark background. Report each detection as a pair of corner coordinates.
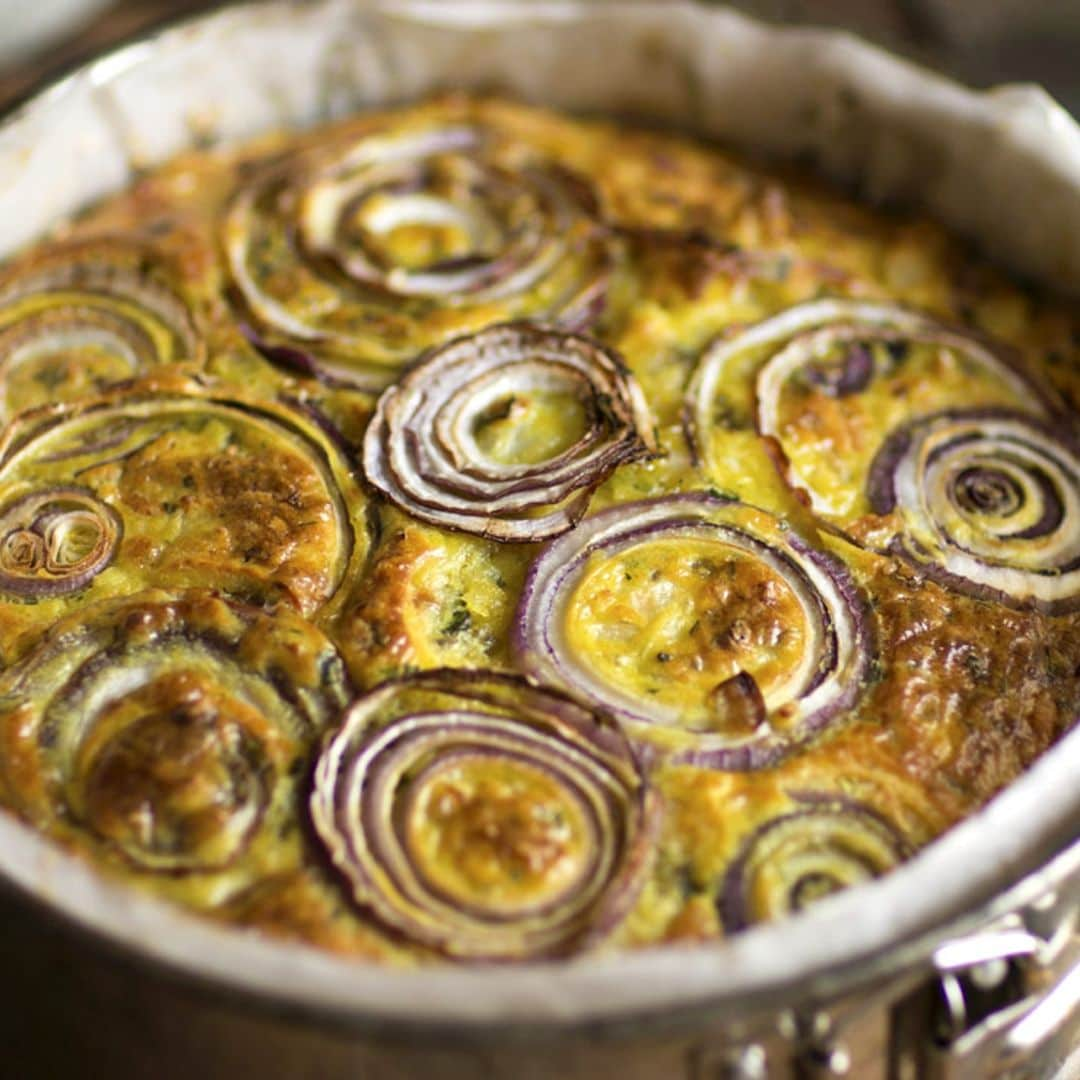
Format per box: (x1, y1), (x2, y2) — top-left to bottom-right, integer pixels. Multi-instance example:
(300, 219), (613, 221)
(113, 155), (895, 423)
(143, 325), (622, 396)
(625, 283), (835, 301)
(1, 0), (1078, 117)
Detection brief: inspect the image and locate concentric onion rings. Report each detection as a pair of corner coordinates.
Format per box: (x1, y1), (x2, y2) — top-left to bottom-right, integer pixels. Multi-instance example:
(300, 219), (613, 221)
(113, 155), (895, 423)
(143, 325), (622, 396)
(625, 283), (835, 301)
(0, 487), (121, 599)
(719, 792), (909, 932)
(362, 323), (656, 541)
(685, 299), (1050, 522)
(310, 669), (657, 960)
(0, 238), (203, 419)
(514, 494), (873, 768)
(0, 384), (367, 622)
(868, 409), (1080, 611)
(225, 126), (611, 387)
(0, 591), (351, 875)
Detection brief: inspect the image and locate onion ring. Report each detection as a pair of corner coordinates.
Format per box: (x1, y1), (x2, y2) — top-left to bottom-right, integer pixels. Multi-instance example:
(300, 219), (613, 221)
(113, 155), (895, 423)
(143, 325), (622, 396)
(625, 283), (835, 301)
(362, 323), (656, 542)
(514, 493), (873, 768)
(0, 237), (203, 420)
(310, 669), (657, 960)
(0, 590), (350, 874)
(225, 126), (611, 387)
(719, 792), (909, 932)
(868, 409), (1080, 611)
(0, 487), (121, 599)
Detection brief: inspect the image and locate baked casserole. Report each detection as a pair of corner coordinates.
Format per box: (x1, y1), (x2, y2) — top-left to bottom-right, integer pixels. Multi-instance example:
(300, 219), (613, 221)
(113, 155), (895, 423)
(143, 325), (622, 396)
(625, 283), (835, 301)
(0, 95), (1076, 964)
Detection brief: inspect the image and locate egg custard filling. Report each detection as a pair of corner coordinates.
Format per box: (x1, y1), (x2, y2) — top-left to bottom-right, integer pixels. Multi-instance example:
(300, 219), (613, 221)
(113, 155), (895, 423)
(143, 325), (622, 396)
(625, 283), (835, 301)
(0, 95), (1076, 963)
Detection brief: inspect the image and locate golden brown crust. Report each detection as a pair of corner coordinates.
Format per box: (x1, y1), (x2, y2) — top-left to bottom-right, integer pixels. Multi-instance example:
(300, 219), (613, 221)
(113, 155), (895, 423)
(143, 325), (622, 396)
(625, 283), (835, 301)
(0, 94), (1074, 962)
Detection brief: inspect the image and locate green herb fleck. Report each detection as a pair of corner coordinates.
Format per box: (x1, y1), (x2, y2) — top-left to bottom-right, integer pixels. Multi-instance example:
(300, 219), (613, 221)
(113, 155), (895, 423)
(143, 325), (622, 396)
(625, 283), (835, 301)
(440, 600), (472, 638)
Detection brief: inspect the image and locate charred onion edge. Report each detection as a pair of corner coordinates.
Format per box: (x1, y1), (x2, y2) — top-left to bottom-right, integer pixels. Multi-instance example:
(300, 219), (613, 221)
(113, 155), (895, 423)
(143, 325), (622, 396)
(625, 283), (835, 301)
(719, 791), (910, 933)
(513, 493), (873, 770)
(361, 323), (656, 542)
(867, 408), (1080, 612)
(310, 668), (658, 961)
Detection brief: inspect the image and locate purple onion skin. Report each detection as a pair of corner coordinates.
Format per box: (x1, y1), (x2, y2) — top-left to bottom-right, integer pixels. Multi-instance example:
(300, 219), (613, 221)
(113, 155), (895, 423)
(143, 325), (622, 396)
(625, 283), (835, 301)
(673, 735), (783, 772)
(1003, 465), (1065, 541)
(312, 667), (659, 961)
(718, 792), (909, 934)
(805, 342), (874, 398)
(238, 321), (319, 375)
(866, 408), (1080, 611)
(0, 489), (122, 600)
(514, 493), (875, 772)
(239, 322), (381, 393)
(953, 466), (1024, 517)
(576, 783), (662, 953)
(276, 394), (359, 463)
(246, 334), (323, 379)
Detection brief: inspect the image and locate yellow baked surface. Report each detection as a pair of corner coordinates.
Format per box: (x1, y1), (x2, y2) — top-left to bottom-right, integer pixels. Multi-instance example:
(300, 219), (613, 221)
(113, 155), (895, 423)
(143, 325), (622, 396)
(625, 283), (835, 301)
(0, 95), (1077, 963)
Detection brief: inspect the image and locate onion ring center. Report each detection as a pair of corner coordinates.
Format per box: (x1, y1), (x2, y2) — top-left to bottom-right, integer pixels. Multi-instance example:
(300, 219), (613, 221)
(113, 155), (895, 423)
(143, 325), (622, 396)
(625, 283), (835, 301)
(400, 751), (594, 920)
(448, 361), (594, 469)
(70, 669), (271, 872)
(951, 463), (1026, 520)
(563, 530), (820, 732)
(346, 185), (504, 275)
(0, 489), (120, 597)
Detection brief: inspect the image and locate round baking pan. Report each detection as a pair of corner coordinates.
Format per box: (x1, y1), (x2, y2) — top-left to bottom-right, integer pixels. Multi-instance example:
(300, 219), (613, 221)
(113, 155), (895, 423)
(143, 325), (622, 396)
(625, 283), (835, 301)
(0, 3), (1077, 1076)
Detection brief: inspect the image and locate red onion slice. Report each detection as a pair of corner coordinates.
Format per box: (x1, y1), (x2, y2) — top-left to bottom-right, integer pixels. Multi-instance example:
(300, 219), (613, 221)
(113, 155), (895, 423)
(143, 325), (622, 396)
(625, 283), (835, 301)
(0, 238), (203, 420)
(685, 299), (1051, 523)
(868, 410), (1080, 611)
(237, 324), (390, 396)
(225, 125), (611, 383)
(0, 487), (121, 598)
(0, 387), (366, 619)
(0, 591), (350, 875)
(310, 669), (657, 960)
(514, 494), (873, 769)
(362, 324), (656, 542)
(299, 130), (554, 301)
(719, 792), (909, 932)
